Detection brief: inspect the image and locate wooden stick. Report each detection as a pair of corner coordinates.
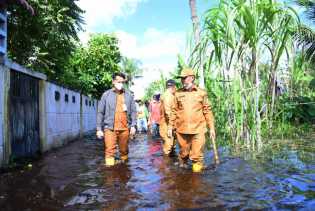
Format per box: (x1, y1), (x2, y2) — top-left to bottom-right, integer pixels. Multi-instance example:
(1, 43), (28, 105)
(211, 137), (220, 165)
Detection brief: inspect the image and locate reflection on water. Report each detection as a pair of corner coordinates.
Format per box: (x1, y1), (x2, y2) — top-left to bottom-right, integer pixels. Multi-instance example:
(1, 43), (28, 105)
(0, 133), (314, 210)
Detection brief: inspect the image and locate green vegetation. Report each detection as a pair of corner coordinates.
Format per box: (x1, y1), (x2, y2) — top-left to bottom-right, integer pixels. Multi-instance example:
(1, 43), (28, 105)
(7, 0), (315, 147)
(145, 0), (315, 151)
(7, 0), (141, 99)
(120, 57), (143, 88)
(143, 55), (185, 101)
(65, 34), (121, 98)
(7, 0), (84, 80)
(143, 71), (166, 101)
(194, 0), (315, 150)
(295, 0), (315, 63)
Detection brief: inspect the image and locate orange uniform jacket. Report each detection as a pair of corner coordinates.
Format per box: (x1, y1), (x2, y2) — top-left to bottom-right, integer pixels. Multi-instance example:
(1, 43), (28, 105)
(160, 89), (175, 126)
(169, 85), (215, 134)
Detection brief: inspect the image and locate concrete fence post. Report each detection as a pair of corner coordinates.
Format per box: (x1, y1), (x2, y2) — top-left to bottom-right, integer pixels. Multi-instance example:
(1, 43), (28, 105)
(3, 65), (10, 165)
(0, 66), (5, 166)
(80, 94), (83, 138)
(39, 80), (47, 152)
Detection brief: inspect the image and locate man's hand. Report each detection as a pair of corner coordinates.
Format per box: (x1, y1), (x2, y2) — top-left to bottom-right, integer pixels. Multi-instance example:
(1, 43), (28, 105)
(96, 130), (104, 139)
(130, 126), (136, 137)
(210, 129), (216, 141)
(167, 129), (173, 138)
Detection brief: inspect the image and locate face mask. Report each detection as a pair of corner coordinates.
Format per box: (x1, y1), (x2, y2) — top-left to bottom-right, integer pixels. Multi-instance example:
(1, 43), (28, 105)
(114, 82), (123, 90)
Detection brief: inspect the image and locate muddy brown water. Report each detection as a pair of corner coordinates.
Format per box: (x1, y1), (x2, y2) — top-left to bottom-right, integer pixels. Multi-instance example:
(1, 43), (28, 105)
(0, 134), (314, 210)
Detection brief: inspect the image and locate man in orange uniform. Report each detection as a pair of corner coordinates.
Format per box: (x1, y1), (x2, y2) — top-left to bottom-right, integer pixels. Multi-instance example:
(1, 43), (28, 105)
(160, 79), (177, 156)
(96, 72), (137, 166)
(168, 68), (216, 172)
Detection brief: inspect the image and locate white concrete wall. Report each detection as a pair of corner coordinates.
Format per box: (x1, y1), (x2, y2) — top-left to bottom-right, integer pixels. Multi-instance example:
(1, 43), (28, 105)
(0, 66), (4, 165)
(81, 95), (97, 132)
(44, 82), (97, 150)
(0, 63), (98, 165)
(45, 82), (81, 149)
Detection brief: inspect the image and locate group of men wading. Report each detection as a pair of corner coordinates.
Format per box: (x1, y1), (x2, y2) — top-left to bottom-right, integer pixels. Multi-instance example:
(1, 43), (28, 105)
(96, 68), (219, 173)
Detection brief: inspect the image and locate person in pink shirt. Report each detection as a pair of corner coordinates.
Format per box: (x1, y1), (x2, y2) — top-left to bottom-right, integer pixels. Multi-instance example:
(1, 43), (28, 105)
(148, 94), (161, 138)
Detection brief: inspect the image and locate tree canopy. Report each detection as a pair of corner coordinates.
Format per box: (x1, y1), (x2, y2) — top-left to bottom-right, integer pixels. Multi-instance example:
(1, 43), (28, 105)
(7, 0), (84, 80)
(65, 33), (121, 98)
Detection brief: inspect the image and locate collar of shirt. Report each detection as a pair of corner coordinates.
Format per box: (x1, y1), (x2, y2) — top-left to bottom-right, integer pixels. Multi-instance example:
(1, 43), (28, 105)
(182, 84), (198, 92)
(166, 89), (175, 95)
(112, 87), (125, 94)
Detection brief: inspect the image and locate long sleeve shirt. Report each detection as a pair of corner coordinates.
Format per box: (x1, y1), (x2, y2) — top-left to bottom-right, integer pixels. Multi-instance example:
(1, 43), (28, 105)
(169, 85), (215, 134)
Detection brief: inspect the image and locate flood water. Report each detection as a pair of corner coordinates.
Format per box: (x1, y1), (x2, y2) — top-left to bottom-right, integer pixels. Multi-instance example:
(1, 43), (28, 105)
(0, 133), (314, 210)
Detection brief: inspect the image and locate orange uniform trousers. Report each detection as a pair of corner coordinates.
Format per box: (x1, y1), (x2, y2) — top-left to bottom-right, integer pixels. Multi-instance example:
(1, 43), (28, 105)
(159, 122), (176, 155)
(104, 129), (129, 159)
(176, 132), (206, 164)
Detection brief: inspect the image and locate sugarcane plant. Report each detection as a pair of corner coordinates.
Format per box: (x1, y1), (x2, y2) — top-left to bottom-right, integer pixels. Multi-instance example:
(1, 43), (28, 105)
(190, 0), (301, 151)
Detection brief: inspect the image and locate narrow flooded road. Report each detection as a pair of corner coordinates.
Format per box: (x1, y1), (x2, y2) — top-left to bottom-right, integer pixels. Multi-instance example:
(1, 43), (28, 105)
(0, 133), (315, 210)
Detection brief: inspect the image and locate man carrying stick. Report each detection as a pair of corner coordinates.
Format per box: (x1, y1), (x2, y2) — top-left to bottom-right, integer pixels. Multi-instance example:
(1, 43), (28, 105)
(168, 68), (219, 172)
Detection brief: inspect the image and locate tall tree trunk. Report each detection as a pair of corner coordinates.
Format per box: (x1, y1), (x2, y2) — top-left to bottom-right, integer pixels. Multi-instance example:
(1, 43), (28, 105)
(189, 0), (205, 88)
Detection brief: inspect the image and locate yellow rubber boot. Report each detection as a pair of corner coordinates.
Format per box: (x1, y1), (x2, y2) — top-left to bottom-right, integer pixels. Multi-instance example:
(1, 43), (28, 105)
(192, 163), (204, 173)
(105, 157), (115, 167)
(120, 155), (128, 162)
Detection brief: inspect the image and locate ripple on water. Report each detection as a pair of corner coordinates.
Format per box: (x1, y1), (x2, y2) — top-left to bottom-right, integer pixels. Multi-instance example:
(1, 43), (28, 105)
(65, 188), (108, 206)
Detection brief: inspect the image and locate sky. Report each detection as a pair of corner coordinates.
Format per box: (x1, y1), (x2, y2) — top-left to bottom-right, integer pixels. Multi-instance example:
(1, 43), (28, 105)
(76, 0), (218, 98)
(76, 0), (309, 98)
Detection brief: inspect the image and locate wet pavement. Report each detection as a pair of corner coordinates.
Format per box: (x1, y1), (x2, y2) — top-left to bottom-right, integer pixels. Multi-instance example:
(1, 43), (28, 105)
(0, 133), (315, 210)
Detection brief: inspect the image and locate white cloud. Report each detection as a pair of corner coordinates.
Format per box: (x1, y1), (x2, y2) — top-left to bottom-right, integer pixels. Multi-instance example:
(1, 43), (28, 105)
(116, 28), (185, 60)
(78, 32), (91, 45)
(115, 28), (186, 75)
(115, 28), (186, 98)
(76, 0), (187, 98)
(77, 0), (146, 29)
(115, 30), (138, 57)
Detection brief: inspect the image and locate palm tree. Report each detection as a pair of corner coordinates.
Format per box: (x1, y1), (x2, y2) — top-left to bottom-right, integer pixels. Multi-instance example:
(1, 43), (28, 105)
(189, 0), (205, 88)
(295, 0), (315, 63)
(120, 57), (143, 88)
